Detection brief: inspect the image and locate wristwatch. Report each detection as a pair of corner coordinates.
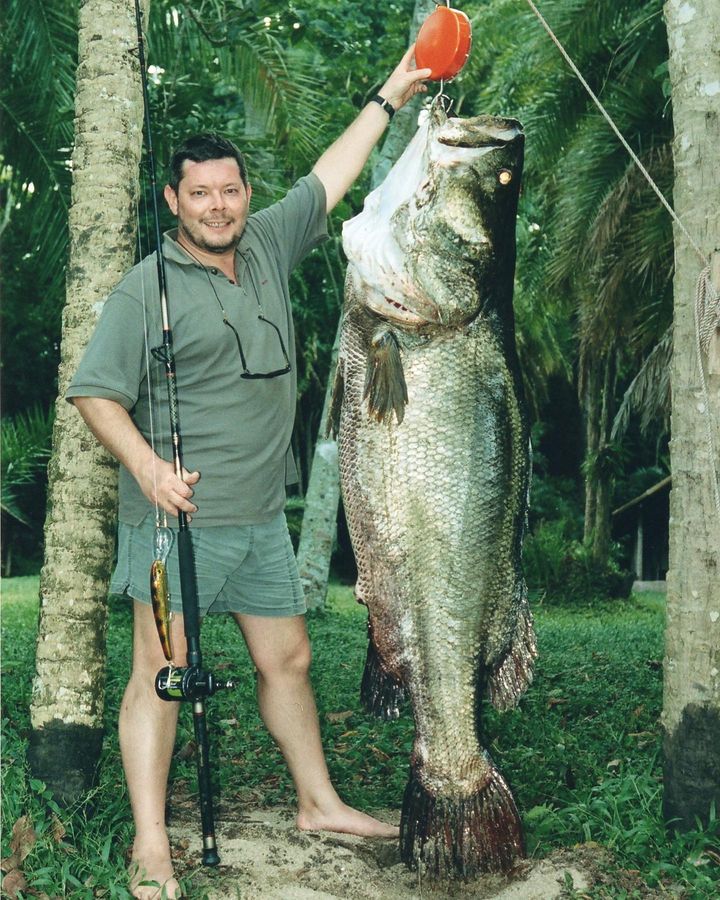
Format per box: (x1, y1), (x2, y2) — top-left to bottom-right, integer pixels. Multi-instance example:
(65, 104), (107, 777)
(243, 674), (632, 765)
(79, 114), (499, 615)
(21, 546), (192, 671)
(370, 94), (396, 120)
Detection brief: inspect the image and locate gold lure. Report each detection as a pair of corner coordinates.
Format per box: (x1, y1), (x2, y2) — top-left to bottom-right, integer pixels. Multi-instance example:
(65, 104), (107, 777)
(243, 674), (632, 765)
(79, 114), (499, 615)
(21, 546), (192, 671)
(151, 520), (174, 661)
(151, 558), (173, 661)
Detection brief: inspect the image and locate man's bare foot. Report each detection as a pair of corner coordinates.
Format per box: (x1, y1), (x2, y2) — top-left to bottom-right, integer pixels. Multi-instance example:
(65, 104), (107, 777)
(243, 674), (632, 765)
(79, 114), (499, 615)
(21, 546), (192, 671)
(129, 845), (182, 900)
(297, 800), (399, 838)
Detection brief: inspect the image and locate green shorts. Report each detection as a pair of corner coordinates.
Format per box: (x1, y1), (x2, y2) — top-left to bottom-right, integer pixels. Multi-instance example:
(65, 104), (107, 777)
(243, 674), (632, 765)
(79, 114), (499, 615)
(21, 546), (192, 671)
(110, 510), (306, 618)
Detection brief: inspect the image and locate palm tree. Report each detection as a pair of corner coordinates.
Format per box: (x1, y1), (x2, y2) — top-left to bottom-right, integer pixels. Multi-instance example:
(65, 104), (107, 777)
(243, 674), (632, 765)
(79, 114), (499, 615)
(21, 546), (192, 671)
(470, 0), (673, 566)
(28, 0), (145, 804)
(662, 0), (720, 831)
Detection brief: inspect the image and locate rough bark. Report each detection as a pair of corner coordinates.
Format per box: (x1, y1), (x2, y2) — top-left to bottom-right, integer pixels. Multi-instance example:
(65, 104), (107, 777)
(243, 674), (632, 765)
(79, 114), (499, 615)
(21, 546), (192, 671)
(591, 350), (617, 565)
(581, 347), (618, 566)
(28, 0), (146, 804)
(582, 358), (601, 543)
(296, 0), (436, 609)
(662, 0), (720, 831)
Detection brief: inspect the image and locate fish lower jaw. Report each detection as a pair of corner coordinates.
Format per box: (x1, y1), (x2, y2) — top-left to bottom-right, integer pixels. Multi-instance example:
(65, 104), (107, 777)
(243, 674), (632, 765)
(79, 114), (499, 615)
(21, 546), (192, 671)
(365, 294), (433, 326)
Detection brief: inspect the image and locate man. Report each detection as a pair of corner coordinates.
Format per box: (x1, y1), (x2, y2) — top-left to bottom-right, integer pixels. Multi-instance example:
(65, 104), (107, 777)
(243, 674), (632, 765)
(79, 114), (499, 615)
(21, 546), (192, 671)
(67, 49), (430, 900)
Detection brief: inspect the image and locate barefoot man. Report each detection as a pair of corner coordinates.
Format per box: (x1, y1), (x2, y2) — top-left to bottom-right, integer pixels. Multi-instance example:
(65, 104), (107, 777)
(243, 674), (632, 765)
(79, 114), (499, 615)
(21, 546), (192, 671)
(67, 50), (430, 899)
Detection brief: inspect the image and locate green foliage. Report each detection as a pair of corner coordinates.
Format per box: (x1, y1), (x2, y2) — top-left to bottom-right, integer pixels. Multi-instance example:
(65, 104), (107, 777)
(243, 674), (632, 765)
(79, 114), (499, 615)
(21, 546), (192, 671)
(3, 580), (719, 896)
(0, 0), (76, 292)
(527, 529), (634, 604)
(1, 405), (53, 524)
(1, 0), (76, 425)
(470, 0), (674, 504)
(1, 406), (54, 575)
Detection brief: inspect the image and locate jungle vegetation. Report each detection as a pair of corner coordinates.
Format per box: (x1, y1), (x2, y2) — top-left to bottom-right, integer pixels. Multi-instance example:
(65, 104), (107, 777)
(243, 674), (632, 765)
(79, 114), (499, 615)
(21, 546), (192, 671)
(2, 0), (673, 584)
(4, 1), (719, 896)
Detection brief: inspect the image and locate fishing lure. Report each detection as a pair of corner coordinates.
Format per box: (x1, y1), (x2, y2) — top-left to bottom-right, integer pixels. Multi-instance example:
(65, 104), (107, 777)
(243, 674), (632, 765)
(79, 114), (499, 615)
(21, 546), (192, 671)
(151, 521), (174, 661)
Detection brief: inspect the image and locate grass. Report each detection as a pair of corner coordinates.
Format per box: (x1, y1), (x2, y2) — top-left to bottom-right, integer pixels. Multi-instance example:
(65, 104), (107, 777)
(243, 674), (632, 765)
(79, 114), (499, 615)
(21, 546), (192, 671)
(2, 579), (719, 897)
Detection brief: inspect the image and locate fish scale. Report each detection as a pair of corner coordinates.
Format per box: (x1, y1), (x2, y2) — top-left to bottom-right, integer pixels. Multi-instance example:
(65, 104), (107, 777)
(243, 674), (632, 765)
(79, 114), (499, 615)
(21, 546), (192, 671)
(332, 107), (536, 877)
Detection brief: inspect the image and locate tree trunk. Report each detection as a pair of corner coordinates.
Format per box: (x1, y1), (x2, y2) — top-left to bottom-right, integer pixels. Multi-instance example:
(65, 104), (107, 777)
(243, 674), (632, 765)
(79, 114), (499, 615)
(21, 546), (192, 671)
(581, 346), (617, 566)
(581, 357), (601, 544)
(591, 349), (617, 565)
(296, 0), (436, 609)
(662, 0), (720, 830)
(28, 0), (146, 805)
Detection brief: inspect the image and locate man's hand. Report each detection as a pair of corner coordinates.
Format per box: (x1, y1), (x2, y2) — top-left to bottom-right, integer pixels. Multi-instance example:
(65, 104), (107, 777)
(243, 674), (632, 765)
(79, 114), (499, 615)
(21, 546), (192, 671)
(138, 459), (200, 521)
(376, 44), (432, 113)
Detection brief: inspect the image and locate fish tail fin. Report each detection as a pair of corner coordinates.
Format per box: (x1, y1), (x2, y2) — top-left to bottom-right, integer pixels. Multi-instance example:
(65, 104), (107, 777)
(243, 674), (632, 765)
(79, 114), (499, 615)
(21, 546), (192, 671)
(486, 591), (537, 710)
(363, 328), (408, 425)
(360, 628), (405, 720)
(400, 762), (525, 877)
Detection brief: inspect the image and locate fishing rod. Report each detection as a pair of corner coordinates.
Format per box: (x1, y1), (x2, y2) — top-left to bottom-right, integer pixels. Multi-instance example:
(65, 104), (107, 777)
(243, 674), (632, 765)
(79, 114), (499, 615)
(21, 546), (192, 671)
(133, 0), (233, 867)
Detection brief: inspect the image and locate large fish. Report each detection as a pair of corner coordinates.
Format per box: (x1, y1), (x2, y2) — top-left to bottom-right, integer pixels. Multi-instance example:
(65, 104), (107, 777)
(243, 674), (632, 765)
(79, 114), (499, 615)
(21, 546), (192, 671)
(331, 106), (536, 877)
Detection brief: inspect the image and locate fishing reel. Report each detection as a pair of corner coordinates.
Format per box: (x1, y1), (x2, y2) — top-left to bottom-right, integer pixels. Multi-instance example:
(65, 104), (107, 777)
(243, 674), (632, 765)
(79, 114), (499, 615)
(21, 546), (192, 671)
(155, 665), (235, 702)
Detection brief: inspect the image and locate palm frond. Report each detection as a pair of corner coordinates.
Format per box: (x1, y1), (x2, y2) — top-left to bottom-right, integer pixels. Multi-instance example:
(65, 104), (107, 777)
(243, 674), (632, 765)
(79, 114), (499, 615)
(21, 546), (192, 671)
(1, 405), (54, 524)
(611, 327), (672, 441)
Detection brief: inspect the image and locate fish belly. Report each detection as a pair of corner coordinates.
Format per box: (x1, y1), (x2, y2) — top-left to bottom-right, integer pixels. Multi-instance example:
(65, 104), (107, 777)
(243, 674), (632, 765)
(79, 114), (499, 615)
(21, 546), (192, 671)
(337, 305), (535, 876)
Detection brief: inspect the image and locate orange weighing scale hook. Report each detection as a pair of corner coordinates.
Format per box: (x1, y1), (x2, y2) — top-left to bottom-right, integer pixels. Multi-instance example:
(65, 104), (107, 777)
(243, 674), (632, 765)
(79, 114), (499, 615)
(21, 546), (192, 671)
(415, 3), (472, 82)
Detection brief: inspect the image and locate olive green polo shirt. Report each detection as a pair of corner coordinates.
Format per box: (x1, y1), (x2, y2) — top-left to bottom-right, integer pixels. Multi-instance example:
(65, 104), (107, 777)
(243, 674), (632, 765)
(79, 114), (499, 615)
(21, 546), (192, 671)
(67, 174), (328, 526)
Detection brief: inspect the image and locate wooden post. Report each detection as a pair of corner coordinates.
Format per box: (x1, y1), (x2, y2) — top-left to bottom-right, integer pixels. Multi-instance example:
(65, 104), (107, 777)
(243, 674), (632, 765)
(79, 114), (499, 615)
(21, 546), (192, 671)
(709, 249), (720, 375)
(635, 511), (644, 580)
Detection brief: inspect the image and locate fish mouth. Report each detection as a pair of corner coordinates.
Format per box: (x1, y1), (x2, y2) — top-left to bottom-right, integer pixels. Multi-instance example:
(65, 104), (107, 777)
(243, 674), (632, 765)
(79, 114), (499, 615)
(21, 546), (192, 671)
(380, 295), (437, 324)
(353, 270), (440, 326)
(435, 116), (524, 151)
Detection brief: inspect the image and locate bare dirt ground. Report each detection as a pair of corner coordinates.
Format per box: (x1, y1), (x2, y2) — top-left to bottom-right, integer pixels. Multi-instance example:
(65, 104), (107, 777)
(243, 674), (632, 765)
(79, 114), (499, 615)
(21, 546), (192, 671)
(168, 804), (603, 899)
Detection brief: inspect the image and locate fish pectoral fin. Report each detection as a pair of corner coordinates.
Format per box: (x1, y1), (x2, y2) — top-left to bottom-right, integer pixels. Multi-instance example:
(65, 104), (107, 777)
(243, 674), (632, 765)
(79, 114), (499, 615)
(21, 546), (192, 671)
(486, 594), (537, 710)
(327, 359), (345, 439)
(363, 328), (408, 425)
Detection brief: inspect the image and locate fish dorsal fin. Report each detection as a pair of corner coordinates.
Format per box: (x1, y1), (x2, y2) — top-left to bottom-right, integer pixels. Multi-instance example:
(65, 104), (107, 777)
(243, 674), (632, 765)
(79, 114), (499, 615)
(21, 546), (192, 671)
(363, 328), (408, 425)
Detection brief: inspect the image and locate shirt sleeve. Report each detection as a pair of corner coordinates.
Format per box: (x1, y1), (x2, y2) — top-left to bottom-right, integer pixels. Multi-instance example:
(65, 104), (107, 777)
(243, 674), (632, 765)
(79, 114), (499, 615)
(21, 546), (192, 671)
(65, 275), (150, 410)
(249, 173), (328, 276)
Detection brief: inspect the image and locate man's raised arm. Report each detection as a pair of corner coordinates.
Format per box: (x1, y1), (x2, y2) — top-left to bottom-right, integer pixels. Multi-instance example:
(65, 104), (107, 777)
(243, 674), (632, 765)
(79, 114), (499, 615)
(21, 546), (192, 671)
(312, 46), (431, 213)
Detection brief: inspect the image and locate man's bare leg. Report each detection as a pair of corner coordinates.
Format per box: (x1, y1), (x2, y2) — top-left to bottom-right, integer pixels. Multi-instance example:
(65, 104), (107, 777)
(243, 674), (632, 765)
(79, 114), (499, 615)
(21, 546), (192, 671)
(234, 613), (398, 838)
(120, 601), (187, 899)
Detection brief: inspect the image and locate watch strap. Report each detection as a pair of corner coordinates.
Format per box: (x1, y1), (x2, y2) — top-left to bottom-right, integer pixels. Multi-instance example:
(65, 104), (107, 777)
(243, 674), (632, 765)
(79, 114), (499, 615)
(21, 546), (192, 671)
(370, 94), (396, 120)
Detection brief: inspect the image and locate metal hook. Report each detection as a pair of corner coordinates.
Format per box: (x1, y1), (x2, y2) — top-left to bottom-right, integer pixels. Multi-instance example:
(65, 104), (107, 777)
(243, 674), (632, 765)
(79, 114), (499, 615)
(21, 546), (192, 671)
(430, 85), (453, 116)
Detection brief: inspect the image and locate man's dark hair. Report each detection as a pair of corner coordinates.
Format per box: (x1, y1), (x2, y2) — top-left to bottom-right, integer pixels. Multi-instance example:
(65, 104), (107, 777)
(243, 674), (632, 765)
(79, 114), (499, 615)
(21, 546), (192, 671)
(168, 133), (248, 191)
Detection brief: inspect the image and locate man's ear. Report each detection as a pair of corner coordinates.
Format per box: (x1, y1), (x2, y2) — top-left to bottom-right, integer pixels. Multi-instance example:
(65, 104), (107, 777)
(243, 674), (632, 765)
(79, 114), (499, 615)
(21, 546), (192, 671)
(164, 184), (179, 215)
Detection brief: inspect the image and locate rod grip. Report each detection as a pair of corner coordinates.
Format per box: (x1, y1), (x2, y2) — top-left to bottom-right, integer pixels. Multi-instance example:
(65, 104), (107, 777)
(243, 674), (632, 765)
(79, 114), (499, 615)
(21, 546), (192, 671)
(177, 529), (201, 648)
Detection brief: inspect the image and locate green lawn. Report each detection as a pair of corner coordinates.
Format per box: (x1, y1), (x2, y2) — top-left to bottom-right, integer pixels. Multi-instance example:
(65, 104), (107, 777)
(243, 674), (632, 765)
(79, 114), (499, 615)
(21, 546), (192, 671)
(1, 578), (718, 897)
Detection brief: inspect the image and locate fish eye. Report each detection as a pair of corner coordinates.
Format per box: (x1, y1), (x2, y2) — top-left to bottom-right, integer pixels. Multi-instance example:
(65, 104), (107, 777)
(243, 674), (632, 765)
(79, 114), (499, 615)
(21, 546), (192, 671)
(498, 169), (512, 185)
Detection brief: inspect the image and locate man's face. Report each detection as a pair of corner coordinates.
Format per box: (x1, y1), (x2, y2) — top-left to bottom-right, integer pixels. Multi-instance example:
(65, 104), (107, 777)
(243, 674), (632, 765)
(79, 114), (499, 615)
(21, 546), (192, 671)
(163, 157), (252, 255)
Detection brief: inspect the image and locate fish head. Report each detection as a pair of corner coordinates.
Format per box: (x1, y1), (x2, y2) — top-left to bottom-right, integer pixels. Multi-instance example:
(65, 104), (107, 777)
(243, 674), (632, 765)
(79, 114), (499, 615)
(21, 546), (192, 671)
(395, 109), (525, 327)
(342, 108), (524, 330)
